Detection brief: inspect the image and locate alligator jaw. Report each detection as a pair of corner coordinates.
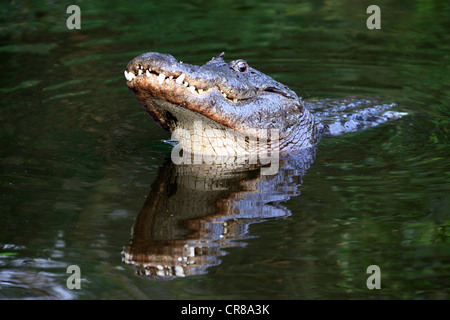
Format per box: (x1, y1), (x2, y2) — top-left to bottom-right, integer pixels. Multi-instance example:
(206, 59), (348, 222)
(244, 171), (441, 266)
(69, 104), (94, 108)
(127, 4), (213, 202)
(125, 54), (238, 132)
(125, 52), (319, 155)
(124, 59), (247, 104)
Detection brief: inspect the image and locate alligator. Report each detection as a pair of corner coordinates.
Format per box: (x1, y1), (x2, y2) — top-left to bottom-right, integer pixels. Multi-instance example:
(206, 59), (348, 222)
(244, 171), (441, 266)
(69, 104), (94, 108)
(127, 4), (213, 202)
(125, 52), (405, 162)
(123, 52), (406, 278)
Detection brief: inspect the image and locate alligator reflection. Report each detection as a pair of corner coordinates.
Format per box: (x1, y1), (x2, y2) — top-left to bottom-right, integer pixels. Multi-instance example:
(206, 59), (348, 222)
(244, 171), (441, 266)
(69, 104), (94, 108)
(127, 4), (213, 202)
(122, 148), (316, 279)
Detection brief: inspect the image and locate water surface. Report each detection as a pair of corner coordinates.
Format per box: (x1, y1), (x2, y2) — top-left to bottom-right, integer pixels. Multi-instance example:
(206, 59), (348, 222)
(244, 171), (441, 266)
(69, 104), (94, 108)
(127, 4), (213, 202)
(0, 0), (449, 299)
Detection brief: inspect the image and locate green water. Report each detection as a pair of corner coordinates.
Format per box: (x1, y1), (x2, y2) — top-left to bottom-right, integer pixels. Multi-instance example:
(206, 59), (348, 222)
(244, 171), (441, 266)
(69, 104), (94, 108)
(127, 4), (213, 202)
(0, 0), (449, 299)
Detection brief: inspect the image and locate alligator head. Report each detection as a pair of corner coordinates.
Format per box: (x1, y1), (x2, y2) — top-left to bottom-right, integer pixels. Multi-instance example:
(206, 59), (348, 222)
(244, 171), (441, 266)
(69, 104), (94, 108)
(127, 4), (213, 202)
(125, 52), (319, 157)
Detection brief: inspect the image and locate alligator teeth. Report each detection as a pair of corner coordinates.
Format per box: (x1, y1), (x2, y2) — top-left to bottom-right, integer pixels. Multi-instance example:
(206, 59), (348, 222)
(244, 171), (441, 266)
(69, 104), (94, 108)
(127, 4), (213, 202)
(138, 69), (143, 76)
(169, 76), (173, 80)
(183, 81), (189, 87)
(124, 71), (136, 81)
(176, 73), (185, 84)
(157, 73), (166, 84)
(146, 70), (151, 77)
(198, 89), (203, 94)
(222, 93), (227, 98)
(188, 85), (196, 93)
(233, 98), (238, 102)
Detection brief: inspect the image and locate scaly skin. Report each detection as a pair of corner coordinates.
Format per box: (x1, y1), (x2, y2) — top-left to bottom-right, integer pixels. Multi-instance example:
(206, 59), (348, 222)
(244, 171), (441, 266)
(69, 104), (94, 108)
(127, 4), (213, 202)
(125, 52), (319, 155)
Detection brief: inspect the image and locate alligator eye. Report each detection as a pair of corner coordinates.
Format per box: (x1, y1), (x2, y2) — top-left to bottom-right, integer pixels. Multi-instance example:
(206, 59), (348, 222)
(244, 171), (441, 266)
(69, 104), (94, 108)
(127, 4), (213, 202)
(233, 61), (248, 73)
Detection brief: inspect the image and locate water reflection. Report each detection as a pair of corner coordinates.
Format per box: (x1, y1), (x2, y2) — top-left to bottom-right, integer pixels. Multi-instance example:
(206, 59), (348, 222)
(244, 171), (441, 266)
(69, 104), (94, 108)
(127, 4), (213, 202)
(122, 148), (316, 278)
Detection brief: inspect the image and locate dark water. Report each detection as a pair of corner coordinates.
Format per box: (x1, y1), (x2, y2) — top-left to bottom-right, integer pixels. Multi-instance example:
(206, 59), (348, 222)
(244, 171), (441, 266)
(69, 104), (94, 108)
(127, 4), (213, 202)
(0, 0), (449, 300)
